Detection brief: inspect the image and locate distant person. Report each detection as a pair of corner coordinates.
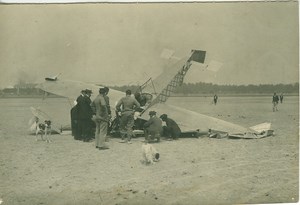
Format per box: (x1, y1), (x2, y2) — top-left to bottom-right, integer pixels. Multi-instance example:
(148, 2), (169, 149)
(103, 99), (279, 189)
(213, 94), (218, 105)
(272, 93), (279, 112)
(144, 111), (163, 143)
(160, 114), (181, 140)
(91, 88), (109, 150)
(116, 89), (141, 143)
(280, 93), (284, 103)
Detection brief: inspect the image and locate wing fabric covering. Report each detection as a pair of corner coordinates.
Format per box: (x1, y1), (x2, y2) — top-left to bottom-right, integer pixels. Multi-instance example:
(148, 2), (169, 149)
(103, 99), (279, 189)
(139, 103), (250, 135)
(36, 79), (125, 114)
(33, 79), (126, 132)
(142, 50), (206, 107)
(142, 56), (190, 97)
(30, 106), (66, 133)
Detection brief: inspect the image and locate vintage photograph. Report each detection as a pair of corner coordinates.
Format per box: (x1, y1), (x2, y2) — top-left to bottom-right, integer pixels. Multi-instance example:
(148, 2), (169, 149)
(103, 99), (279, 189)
(0, 1), (298, 204)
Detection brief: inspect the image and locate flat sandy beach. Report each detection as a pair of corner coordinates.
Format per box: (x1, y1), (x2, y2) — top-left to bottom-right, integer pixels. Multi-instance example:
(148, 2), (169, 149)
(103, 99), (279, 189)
(0, 96), (298, 205)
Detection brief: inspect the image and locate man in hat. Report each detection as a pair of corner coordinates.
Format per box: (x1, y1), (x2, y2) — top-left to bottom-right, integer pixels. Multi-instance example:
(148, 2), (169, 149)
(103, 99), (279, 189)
(116, 89), (140, 143)
(143, 111), (163, 143)
(160, 114), (181, 140)
(76, 89), (93, 141)
(91, 88), (109, 150)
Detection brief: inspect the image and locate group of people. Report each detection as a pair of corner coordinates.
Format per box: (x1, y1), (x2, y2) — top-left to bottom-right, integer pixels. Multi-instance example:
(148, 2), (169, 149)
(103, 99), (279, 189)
(115, 89), (181, 143)
(212, 93), (284, 112)
(71, 87), (111, 149)
(71, 89), (94, 142)
(71, 88), (182, 151)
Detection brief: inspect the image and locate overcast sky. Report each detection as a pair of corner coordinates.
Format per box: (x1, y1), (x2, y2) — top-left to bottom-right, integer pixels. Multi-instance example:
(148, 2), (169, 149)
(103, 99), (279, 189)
(0, 2), (298, 88)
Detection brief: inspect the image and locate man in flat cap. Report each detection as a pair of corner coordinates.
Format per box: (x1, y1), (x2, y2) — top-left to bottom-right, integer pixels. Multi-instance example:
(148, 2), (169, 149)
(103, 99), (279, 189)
(91, 88), (109, 150)
(160, 114), (181, 140)
(143, 111), (163, 143)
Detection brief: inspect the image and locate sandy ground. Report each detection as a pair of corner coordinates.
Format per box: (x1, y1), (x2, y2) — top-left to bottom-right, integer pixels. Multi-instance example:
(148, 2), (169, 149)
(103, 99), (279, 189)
(0, 97), (298, 205)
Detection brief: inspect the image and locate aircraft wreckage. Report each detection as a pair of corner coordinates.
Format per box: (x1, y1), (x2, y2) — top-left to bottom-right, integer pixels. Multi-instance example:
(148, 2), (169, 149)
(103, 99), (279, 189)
(30, 49), (274, 139)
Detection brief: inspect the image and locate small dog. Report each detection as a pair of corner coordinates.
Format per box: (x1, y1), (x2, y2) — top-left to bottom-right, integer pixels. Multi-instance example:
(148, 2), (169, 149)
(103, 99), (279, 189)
(141, 143), (160, 165)
(30, 117), (52, 142)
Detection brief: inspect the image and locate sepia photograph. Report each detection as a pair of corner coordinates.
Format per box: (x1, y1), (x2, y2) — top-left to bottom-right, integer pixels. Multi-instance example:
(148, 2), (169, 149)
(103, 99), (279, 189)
(0, 1), (298, 204)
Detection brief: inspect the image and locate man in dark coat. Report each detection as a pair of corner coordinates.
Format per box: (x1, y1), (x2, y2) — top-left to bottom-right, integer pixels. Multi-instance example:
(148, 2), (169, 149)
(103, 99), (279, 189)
(213, 94), (218, 105)
(76, 89), (93, 141)
(71, 104), (79, 140)
(160, 114), (181, 140)
(144, 111), (162, 143)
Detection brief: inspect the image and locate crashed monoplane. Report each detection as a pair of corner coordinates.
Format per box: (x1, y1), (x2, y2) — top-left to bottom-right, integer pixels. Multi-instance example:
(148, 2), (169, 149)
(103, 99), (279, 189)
(30, 49), (274, 139)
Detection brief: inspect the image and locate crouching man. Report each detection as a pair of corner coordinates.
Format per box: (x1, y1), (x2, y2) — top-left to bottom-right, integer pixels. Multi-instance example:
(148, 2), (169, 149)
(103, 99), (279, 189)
(143, 111), (162, 143)
(160, 114), (181, 140)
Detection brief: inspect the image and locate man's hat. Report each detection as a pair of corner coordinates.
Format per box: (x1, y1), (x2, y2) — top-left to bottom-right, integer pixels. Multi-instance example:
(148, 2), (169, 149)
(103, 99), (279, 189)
(85, 89), (92, 94)
(103, 87), (109, 92)
(99, 88), (106, 94)
(160, 114), (168, 120)
(149, 111), (156, 116)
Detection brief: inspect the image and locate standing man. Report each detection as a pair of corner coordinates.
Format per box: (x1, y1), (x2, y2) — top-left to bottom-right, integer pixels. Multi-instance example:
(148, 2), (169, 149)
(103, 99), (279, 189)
(116, 89), (140, 144)
(103, 87), (111, 141)
(144, 111), (163, 143)
(76, 90), (93, 141)
(213, 94), (218, 105)
(85, 89), (94, 141)
(70, 103), (79, 140)
(280, 93), (284, 103)
(272, 92), (279, 112)
(91, 88), (109, 150)
(75, 90), (85, 140)
(160, 114), (181, 140)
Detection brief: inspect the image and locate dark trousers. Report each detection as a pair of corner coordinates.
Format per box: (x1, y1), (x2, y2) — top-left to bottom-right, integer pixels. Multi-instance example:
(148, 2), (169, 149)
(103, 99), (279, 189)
(72, 120), (80, 140)
(163, 126), (180, 139)
(78, 119), (93, 141)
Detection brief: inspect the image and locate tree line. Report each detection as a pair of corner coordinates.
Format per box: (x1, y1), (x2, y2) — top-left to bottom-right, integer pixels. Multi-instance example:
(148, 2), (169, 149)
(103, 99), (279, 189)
(111, 82), (299, 95)
(1, 82), (298, 97)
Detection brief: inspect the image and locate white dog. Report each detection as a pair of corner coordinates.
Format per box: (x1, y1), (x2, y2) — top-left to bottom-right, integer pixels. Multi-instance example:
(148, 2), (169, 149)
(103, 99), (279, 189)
(29, 117), (52, 142)
(141, 143), (160, 165)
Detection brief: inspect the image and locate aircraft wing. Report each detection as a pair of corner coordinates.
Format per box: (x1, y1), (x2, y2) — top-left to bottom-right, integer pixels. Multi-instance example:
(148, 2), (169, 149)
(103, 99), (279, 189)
(30, 106), (65, 133)
(139, 103), (273, 138)
(30, 77), (125, 132)
(36, 78), (124, 113)
(139, 103), (250, 134)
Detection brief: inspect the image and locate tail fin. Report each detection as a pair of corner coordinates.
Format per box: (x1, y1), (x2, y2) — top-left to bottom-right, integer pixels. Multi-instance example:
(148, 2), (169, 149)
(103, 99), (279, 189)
(142, 50), (206, 105)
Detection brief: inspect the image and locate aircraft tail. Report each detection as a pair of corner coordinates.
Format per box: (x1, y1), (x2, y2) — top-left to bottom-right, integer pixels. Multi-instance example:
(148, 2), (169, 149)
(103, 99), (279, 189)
(142, 50), (206, 106)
